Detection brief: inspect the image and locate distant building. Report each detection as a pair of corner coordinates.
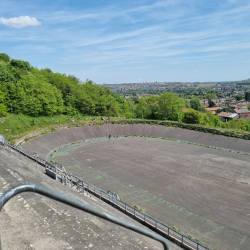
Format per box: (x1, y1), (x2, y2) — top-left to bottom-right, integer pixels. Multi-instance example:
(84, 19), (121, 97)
(211, 98), (226, 106)
(201, 99), (209, 107)
(230, 99), (249, 108)
(140, 86), (156, 90)
(220, 105), (228, 109)
(205, 107), (221, 114)
(232, 108), (250, 117)
(218, 112), (238, 122)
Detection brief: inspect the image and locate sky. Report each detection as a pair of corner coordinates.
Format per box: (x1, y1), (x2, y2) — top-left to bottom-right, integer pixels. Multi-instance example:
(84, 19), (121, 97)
(0, 0), (250, 84)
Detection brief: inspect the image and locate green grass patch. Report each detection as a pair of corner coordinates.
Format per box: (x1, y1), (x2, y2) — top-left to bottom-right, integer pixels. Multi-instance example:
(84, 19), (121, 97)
(0, 114), (105, 142)
(133, 205), (143, 211)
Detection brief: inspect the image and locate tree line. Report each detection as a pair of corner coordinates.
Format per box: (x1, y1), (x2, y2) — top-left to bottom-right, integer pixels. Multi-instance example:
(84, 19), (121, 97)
(0, 53), (134, 118)
(0, 53), (249, 132)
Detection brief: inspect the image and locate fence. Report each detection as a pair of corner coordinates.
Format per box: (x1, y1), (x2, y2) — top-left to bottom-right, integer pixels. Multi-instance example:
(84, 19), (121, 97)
(2, 138), (212, 250)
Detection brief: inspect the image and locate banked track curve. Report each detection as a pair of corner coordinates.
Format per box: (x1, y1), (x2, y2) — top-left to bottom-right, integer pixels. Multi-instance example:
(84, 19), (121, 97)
(21, 123), (250, 160)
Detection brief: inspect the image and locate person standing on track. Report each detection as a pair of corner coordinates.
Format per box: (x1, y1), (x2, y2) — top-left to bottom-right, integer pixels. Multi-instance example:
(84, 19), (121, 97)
(108, 134), (111, 140)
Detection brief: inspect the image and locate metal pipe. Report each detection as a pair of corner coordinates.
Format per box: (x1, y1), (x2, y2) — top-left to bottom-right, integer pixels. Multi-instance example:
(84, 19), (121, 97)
(0, 184), (169, 250)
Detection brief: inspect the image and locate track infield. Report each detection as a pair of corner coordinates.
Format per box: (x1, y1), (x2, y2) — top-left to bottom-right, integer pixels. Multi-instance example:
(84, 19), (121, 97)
(52, 136), (250, 250)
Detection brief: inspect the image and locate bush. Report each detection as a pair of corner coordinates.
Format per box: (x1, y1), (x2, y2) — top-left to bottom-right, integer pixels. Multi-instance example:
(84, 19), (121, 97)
(0, 103), (7, 117)
(41, 130), (49, 135)
(182, 109), (200, 124)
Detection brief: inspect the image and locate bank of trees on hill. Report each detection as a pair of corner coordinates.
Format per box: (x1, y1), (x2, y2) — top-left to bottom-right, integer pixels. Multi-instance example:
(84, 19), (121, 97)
(0, 53), (249, 132)
(0, 53), (130, 117)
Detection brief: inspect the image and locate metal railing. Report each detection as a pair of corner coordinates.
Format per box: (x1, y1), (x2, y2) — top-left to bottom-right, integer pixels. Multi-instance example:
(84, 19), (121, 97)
(0, 184), (169, 250)
(2, 138), (212, 250)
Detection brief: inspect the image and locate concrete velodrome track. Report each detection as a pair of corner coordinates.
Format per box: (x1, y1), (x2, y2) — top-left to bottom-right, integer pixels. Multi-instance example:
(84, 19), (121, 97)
(22, 124), (250, 250)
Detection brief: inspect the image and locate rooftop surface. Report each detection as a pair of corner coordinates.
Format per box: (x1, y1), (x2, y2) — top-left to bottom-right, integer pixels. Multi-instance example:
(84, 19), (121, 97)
(218, 112), (238, 118)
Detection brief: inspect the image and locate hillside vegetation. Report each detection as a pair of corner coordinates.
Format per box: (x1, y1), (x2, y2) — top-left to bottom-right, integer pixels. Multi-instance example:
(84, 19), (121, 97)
(0, 53), (250, 141)
(0, 53), (133, 118)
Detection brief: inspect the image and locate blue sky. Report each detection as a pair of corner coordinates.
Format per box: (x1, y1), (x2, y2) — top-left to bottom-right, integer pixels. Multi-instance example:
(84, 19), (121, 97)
(0, 0), (250, 84)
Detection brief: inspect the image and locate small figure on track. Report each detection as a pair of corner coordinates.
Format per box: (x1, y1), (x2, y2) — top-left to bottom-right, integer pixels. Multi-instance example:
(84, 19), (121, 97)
(108, 134), (111, 140)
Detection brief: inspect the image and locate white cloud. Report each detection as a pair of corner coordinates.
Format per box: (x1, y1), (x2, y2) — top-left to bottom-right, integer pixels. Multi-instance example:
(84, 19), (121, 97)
(0, 16), (41, 28)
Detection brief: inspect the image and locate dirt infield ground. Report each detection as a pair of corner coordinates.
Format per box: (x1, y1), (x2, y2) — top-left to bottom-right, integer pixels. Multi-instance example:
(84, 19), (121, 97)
(52, 136), (250, 250)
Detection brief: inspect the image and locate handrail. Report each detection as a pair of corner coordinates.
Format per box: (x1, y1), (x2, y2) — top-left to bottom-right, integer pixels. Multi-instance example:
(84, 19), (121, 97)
(0, 184), (169, 250)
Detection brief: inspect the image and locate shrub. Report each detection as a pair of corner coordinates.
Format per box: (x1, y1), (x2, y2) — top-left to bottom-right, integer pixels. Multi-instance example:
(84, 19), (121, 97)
(182, 109), (201, 124)
(0, 104), (7, 117)
(41, 130), (49, 135)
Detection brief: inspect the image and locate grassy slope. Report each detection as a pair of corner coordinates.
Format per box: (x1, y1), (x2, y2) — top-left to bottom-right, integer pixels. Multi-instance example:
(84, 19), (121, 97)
(0, 114), (107, 142)
(1, 113), (249, 143)
(0, 114), (148, 142)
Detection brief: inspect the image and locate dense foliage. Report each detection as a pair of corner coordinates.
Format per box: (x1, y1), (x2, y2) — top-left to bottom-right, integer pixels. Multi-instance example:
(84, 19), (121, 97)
(0, 53), (249, 133)
(0, 53), (132, 117)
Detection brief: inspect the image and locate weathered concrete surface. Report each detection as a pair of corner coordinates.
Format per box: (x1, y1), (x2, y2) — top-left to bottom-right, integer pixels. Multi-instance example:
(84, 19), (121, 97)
(22, 124), (250, 160)
(0, 145), (180, 250)
(52, 137), (250, 250)
(20, 124), (250, 250)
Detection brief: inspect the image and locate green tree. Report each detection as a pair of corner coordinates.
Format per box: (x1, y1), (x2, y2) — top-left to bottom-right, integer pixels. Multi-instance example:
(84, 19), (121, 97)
(136, 98), (148, 119)
(236, 95), (243, 101)
(0, 88), (7, 117)
(0, 104), (7, 117)
(6, 74), (65, 116)
(182, 109), (200, 124)
(208, 100), (216, 107)
(190, 97), (204, 111)
(245, 92), (250, 101)
(130, 96), (139, 104)
(205, 93), (217, 100)
(0, 55), (139, 119)
(121, 99), (135, 118)
(184, 99), (191, 108)
(145, 95), (159, 119)
(0, 65), (16, 84)
(0, 53), (10, 63)
(158, 93), (184, 120)
(10, 59), (31, 71)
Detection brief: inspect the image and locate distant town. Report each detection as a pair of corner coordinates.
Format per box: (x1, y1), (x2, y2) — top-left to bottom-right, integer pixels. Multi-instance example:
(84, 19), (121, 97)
(102, 80), (249, 96)
(101, 80), (250, 122)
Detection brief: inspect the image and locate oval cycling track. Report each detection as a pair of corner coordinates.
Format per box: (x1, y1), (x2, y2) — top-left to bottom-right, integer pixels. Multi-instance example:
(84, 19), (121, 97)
(22, 124), (250, 250)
